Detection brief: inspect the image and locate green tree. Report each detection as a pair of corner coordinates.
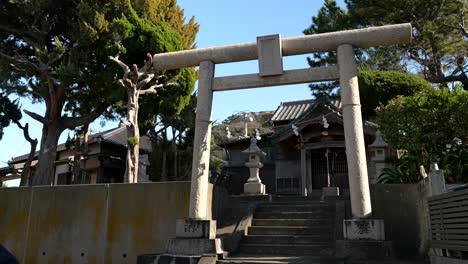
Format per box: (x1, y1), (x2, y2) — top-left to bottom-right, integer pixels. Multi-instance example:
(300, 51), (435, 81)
(358, 68), (433, 118)
(305, 0), (468, 95)
(0, 0), (121, 185)
(378, 87), (468, 182)
(347, 0), (468, 89)
(0, 95), (21, 141)
(0, 95), (37, 186)
(128, 0), (198, 182)
(303, 0), (406, 100)
(0, 0), (197, 185)
(132, 0), (198, 134)
(148, 95), (197, 182)
(131, 0), (199, 50)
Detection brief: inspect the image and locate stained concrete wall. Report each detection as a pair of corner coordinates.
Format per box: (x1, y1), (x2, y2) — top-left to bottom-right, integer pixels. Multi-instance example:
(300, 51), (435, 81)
(0, 182), (190, 264)
(370, 182), (431, 257)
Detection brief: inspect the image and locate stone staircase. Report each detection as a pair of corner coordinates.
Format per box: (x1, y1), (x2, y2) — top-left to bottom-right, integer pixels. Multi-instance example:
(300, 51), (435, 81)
(218, 198), (344, 264)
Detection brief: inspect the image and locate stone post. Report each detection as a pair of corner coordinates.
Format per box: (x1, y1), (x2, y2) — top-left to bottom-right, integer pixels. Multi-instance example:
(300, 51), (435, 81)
(146, 61), (222, 263)
(300, 148), (307, 196)
(428, 163), (446, 196)
(336, 47), (391, 260)
(242, 138), (267, 195)
(190, 61), (215, 219)
(337, 44), (372, 218)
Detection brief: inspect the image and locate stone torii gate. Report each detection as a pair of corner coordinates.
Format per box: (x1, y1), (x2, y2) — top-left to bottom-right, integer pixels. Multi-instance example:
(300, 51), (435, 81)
(151, 23), (412, 260)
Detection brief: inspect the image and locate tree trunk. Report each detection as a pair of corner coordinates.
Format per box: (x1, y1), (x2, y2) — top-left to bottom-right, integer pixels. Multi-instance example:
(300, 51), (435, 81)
(72, 124), (89, 184)
(124, 87), (140, 183)
(81, 127), (89, 183)
(32, 123), (64, 185)
(161, 150), (167, 181)
(109, 53), (160, 184)
(72, 132), (82, 184)
(161, 128), (167, 181)
(22, 139), (37, 187)
(14, 122), (38, 186)
(172, 127), (178, 179)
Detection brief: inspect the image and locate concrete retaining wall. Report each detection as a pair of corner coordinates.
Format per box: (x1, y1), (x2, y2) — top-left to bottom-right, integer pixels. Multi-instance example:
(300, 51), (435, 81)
(370, 182), (431, 257)
(0, 182), (190, 264)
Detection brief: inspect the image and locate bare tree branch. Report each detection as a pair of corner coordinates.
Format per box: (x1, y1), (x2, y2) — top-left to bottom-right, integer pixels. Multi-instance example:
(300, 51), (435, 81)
(47, 52), (65, 66)
(138, 53), (153, 75)
(13, 120), (38, 186)
(136, 74), (155, 89)
(0, 25), (41, 49)
(123, 79), (132, 87)
(117, 79), (126, 87)
(61, 103), (109, 129)
(0, 51), (40, 72)
(109, 54), (130, 76)
(138, 83), (163, 95)
(23, 109), (48, 124)
(13, 121), (37, 143)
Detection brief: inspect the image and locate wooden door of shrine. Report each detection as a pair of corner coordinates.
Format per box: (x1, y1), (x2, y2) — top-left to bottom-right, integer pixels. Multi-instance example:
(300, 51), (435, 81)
(310, 148), (349, 189)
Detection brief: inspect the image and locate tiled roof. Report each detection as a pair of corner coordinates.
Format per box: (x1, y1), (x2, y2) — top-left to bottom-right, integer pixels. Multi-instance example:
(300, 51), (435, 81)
(271, 99), (342, 122)
(10, 125), (152, 163)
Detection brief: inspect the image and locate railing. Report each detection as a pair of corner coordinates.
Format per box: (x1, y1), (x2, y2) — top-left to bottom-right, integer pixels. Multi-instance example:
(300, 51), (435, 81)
(428, 186), (468, 253)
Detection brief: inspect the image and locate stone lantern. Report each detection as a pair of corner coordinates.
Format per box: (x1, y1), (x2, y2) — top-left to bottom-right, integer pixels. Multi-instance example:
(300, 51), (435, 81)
(241, 137), (267, 195)
(368, 130), (389, 183)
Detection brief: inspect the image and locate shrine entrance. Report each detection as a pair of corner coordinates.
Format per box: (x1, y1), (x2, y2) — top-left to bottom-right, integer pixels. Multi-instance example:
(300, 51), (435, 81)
(152, 23), (412, 220)
(310, 148), (349, 190)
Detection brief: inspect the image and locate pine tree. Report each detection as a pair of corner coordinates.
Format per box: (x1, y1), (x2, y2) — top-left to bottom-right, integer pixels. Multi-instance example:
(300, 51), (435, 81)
(0, 0), (196, 185)
(305, 0), (468, 93)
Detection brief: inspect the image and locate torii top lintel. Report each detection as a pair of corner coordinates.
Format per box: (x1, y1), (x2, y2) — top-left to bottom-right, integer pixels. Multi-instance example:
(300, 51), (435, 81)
(152, 23), (412, 71)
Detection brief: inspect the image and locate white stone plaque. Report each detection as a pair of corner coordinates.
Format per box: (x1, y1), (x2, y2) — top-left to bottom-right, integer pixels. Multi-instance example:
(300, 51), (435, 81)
(257, 34), (283, 76)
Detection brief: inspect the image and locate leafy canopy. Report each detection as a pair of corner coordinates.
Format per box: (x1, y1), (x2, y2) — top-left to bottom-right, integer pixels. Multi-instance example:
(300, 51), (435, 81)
(123, 0), (199, 133)
(0, 95), (21, 140)
(305, 0), (468, 95)
(303, 0), (407, 101)
(378, 87), (468, 182)
(358, 68), (433, 118)
(0, 0), (197, 132)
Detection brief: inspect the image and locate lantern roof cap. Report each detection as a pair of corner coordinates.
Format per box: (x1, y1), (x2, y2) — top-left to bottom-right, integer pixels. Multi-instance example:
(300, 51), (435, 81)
(242, 137), (266, 157)
(369, 130), (388, 148)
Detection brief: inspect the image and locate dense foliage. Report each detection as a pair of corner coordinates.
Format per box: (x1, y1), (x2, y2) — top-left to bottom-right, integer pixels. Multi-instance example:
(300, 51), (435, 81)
(0, 0), (198, 185)
(347, 0), (468, 89)
(0, 95), (21, 140)
(304, 0), (468, 99)
(358, 69), (433, 118)
(378, 88), (468, 183)
(148, 95), (197, 181)
(128, 0), (199, 133)
(306, 0), (468, 183)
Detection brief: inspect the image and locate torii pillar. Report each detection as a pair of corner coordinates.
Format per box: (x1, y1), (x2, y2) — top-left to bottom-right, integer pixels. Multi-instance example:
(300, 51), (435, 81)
(145, 23), (412, 263)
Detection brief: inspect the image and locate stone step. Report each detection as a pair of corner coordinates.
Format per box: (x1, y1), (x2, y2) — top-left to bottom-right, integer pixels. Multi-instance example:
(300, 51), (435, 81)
(237, 244), (335, 256)
(248, 226), (333, 236)
(254, 211), (333, 219)
(273, 194), (323, 200)
(264, 199), (327, 204)
(259, 201), (335, 207)
(242, 235), (334, 245)
(256, 204), (333, 213)
(251, 218), (332, 227)
(217, 255), (344, 264)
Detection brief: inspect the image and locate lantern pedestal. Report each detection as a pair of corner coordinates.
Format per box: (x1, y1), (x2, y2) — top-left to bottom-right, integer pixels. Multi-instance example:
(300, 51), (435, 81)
(242, 138), (267, 195)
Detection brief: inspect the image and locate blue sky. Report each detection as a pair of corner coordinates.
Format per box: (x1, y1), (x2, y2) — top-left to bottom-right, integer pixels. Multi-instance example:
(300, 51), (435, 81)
(1, 0), (345, 184)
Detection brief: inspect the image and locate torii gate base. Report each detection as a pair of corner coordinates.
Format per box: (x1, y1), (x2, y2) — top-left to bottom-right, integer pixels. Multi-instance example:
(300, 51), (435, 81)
(138, 23), (412, 264)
